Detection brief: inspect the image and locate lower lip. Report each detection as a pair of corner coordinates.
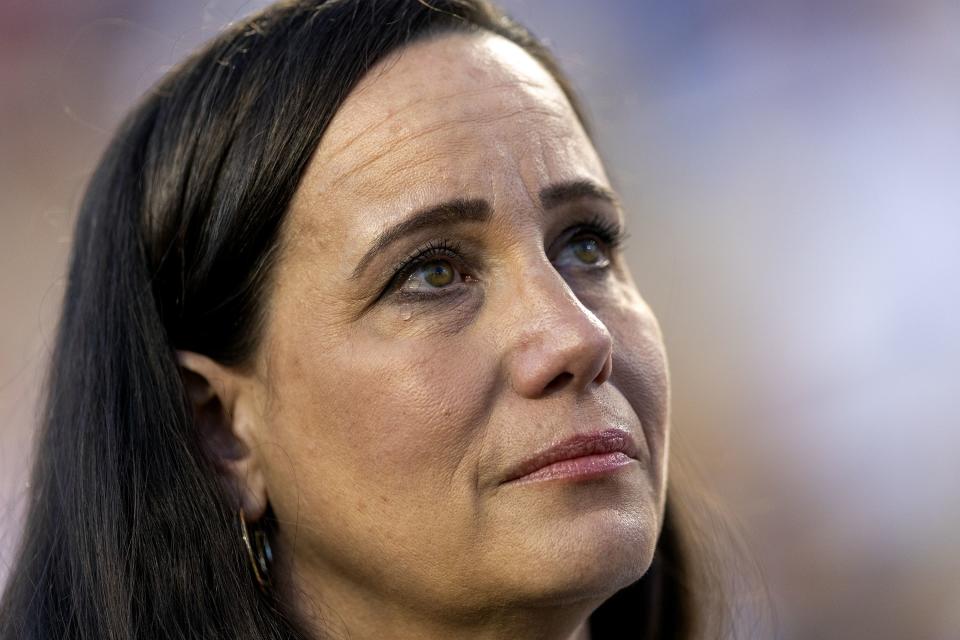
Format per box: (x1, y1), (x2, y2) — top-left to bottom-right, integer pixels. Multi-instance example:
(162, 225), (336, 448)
(508, 452), (635, 486)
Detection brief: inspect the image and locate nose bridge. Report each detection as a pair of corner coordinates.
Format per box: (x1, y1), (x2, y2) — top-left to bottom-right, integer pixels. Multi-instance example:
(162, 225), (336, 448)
(504, 253), (614, 398)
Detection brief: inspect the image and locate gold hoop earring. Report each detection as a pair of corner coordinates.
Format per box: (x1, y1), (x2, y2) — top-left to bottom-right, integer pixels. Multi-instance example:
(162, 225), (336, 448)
(239, 507), (273, 592)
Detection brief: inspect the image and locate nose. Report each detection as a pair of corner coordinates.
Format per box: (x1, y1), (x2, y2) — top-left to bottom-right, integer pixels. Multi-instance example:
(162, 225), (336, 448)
(505, 259), (614, 399)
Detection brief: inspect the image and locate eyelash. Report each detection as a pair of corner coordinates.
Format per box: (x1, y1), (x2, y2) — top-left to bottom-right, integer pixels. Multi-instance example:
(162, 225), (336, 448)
(570, 213), (629, 253)
(386, 213), (630, 301)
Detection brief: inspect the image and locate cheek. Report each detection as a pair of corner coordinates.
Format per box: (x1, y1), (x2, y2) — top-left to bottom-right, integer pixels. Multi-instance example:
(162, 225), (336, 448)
(266, 330), (493, 503)
(613, 316), (669, 432)
(601, 288), (671, 465)
(258, 327), (498, 594)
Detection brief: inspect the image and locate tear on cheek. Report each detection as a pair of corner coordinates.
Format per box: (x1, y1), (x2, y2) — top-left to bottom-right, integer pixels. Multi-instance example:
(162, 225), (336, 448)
(393, 287), (484, 337)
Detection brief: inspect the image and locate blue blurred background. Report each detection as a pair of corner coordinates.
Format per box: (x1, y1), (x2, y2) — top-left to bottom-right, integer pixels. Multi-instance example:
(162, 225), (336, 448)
(1, 1), (958, 637)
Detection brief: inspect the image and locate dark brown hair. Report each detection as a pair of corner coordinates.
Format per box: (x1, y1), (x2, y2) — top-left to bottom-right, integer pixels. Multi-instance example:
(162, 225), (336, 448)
(0, 1), (699, 637)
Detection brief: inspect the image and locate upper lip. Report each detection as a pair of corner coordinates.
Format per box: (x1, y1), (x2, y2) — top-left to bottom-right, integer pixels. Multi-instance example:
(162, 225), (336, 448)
(501, 428), (638, 484)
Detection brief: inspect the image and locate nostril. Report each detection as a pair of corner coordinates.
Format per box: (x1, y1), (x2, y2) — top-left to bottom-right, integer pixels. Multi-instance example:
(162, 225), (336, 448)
(543, 371), (574, 395)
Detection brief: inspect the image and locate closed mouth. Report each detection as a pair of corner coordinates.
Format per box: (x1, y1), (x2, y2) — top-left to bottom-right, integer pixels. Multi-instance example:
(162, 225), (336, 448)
(501, 428), (638, 485)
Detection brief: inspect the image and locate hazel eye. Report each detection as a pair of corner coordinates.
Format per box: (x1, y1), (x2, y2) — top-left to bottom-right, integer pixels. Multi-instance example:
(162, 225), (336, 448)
(560, 233), (612, 269)
(418, 260), (453, 287)
(554, 214), (627, 271)
(405, 259), (457, 290)
(571, 237), (604, 265)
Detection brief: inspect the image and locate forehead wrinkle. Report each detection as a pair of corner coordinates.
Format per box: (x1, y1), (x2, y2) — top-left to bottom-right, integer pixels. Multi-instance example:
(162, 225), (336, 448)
(327, 106), (564, 191)
(348, 150), (466, 203)
(322, 78), (553, 166)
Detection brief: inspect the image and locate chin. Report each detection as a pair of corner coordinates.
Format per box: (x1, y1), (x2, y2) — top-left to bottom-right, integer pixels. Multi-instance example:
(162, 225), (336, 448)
(489, 502), (661, 608)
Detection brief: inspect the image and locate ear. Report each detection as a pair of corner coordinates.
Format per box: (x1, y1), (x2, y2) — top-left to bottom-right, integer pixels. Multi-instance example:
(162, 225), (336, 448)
(176, 350), (269, 522)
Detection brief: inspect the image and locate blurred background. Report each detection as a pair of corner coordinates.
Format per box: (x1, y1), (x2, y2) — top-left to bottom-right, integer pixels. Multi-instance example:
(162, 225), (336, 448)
(1, 0), (957, 637)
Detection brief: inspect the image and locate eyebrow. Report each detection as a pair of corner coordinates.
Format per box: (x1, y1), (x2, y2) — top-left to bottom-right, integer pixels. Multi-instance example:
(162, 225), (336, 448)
(539, 179), (620, 211)
(349, 178), (619, 281)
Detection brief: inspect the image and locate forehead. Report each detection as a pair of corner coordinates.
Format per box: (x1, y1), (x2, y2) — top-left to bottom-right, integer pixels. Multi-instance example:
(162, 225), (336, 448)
(319, 31), (577, 169)
(286, 30), (607, 258)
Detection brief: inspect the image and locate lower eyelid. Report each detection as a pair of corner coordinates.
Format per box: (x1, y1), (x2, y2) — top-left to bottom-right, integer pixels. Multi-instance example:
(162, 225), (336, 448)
(393, 284), (484, 333)
(394, 280), (471, 305)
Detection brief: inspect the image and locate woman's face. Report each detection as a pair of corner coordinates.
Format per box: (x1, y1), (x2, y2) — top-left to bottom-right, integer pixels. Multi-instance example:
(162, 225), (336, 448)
(243, 30), (670, 631)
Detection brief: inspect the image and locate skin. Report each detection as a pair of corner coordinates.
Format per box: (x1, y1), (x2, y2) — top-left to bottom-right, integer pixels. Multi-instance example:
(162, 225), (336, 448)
(179, 30), (670, 640)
